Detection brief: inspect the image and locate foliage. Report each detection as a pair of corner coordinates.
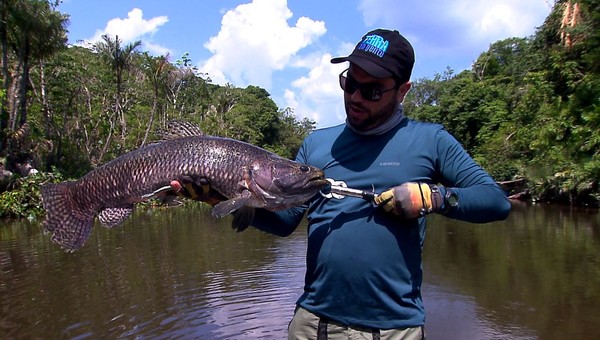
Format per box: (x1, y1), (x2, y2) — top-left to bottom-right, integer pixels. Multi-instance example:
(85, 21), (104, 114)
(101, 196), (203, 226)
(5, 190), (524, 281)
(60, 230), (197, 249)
(1, 0), (599, 214)
(0, 0), (68, 148)
(0, 3), (314, 177)
(405, 0), (600, 206)
(0, 170), (63, 219)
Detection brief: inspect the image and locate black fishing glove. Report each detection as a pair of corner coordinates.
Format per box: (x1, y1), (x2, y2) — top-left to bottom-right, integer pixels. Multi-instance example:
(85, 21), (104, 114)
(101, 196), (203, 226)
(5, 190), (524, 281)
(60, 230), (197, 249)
(170, 176), (226, 206)
(374, 182), (445, 219)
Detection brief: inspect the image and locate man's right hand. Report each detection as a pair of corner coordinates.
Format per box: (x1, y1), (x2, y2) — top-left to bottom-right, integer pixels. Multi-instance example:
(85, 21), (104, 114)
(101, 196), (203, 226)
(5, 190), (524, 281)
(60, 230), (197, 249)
(169, 176), (226, 206)
(373, 182), (443, 219)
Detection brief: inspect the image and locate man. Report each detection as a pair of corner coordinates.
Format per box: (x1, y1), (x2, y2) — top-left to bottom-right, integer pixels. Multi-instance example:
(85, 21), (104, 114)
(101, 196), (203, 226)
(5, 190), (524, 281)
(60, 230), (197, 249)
(179, 29), (511, 339)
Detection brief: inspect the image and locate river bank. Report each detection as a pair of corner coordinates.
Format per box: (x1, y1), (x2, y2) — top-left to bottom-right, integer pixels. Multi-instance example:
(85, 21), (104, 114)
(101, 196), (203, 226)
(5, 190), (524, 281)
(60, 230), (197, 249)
(1, 169), (598, 221)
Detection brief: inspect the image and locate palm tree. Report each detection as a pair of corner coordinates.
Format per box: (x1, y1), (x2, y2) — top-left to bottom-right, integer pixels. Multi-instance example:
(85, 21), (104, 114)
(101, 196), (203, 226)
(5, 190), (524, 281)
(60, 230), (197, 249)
(93, 34), (141, 143)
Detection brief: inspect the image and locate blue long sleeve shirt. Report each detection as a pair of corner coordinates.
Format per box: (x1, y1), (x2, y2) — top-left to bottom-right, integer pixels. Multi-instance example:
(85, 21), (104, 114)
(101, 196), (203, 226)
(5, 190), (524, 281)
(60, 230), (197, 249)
(251, 118), (511, 329)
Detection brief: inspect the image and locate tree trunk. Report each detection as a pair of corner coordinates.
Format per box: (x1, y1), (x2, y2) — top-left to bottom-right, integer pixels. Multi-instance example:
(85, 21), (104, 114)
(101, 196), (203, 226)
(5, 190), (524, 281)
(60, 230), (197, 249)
(116, 69), (126, 141)
(16, 36), (30, 128)
(0, 3), (10, 153)
(97, 112), (116, 166)
(39, 61), (52, 138)
(142, 87), (158, 146)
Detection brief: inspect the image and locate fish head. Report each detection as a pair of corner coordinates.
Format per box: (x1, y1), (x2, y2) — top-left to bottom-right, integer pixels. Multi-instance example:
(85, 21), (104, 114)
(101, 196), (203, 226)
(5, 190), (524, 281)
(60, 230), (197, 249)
(249, 157), (328, 209)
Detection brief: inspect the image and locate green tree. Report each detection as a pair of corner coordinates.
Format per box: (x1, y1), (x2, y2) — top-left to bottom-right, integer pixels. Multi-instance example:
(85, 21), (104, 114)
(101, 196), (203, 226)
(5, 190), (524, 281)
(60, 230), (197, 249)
(93, 34), (141, 158)
(9, 0), (67, 127)
(0, 0), (68, 170)
(269, 107), (315, 159)
(41, 46), (107, 174)
(140, 52), (171, 145)
(165, 52), (211, 123)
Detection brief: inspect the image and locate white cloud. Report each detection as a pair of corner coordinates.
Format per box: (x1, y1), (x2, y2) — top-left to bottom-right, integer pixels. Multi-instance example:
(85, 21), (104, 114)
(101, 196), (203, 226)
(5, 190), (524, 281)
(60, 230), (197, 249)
(281, 53), (347, 128)
(199, 0), (326, 89)
(83, 8), (170, 55)
(449, 0), (552, 41)
(144, 41), (171, 56)
(357, 0), (551, 53)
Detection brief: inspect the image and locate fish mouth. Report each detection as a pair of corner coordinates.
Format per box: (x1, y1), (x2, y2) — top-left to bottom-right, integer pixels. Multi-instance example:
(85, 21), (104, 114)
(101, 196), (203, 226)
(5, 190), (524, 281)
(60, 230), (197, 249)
(303, 176), (329, 189)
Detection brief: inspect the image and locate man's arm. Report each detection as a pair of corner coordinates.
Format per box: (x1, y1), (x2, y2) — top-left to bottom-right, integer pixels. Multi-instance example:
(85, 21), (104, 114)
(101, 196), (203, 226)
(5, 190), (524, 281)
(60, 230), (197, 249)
(435, 128), (511, 223)
(250, 206), (307, 237)
(375, 127), (511, 223)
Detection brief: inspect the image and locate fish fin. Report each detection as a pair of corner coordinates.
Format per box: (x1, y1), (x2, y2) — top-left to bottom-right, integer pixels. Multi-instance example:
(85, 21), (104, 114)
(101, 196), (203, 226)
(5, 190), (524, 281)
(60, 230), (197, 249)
(211, 195), (251, 218)
(231, 206), (255, 232)
(41, 182), (94, 252)
(158, 120), (204, 140)
(98, 206), (134, 228)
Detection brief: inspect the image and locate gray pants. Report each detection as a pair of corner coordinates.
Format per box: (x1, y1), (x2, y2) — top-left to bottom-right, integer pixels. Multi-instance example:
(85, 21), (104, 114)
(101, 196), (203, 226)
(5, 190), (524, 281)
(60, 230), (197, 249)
(288, 307), (425, 340)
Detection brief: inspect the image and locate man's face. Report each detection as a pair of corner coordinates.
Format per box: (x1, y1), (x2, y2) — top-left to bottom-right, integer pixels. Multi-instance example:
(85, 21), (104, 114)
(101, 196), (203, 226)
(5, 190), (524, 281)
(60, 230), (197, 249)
(343, 64), (410, 131)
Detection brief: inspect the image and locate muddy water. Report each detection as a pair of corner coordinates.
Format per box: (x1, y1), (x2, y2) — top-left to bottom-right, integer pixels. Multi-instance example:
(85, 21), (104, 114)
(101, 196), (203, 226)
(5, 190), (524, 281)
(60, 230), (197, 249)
(1, 202), (599, 339)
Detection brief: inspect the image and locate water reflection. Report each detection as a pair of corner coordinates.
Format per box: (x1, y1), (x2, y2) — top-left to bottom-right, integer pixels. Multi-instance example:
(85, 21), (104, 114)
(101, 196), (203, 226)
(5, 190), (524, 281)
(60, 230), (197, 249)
(1, 205), (306, 339)
(1, 202), (599, 339)
(424, 202), (600, 340)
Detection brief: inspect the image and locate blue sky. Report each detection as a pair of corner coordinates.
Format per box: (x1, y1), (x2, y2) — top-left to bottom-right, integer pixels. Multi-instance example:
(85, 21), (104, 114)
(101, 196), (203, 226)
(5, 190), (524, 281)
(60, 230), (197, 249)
(58, 0), (552, 128)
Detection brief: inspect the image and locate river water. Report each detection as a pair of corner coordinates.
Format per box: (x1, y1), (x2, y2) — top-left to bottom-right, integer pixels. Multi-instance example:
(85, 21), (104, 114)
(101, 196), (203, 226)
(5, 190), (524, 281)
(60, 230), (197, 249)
(1, 202), (599, 339)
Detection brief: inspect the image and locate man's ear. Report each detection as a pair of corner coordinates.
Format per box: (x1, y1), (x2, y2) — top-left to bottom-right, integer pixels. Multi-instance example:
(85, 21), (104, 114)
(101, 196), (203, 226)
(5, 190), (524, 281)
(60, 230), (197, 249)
(398, 81), (411, 102)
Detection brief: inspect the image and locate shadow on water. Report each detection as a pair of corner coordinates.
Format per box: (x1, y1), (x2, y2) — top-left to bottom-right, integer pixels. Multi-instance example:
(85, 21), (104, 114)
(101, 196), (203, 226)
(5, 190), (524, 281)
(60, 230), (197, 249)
(1, 201), (599, 339)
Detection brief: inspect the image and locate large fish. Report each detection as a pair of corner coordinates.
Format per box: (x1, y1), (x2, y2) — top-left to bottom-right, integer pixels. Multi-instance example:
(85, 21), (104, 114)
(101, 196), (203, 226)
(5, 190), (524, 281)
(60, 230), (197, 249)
(41, 123), (328, 251)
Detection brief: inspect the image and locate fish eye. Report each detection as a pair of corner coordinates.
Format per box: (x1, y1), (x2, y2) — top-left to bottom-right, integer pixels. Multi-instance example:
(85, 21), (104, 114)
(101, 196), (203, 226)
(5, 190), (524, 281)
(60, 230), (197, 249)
(300, 165), (309, 172)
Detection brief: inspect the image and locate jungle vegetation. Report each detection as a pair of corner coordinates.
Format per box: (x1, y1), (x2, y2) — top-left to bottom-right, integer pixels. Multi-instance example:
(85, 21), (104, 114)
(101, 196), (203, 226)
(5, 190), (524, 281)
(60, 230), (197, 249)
(0, 0), (598, 218)
(405, 0), (599, 206)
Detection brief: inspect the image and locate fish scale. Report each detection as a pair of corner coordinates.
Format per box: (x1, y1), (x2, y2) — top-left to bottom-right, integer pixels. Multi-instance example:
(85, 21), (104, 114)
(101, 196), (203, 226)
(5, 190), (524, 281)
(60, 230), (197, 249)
(41, 134), (327, 252)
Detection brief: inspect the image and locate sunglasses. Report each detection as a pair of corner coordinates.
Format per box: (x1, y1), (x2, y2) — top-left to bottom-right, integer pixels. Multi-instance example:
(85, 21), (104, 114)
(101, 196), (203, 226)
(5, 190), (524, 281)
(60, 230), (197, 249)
(338, 69), (397, 102)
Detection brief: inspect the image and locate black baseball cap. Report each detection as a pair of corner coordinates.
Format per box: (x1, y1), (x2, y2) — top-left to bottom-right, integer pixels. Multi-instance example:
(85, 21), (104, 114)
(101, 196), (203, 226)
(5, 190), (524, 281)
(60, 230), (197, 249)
(331, 29), (415, 82)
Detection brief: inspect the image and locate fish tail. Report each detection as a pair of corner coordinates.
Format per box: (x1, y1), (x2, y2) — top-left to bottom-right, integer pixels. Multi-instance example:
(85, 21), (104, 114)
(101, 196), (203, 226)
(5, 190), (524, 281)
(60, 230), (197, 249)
(41, 182), (94, 252)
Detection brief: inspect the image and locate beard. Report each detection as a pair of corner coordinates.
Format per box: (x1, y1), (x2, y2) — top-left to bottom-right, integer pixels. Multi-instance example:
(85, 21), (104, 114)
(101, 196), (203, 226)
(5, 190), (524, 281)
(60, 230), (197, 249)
(345, 95), (399, 131)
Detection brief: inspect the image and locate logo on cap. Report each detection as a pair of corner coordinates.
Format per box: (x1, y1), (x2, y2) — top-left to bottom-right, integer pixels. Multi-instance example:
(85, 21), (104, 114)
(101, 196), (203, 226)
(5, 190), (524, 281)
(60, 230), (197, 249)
(357, 34), (389, 58)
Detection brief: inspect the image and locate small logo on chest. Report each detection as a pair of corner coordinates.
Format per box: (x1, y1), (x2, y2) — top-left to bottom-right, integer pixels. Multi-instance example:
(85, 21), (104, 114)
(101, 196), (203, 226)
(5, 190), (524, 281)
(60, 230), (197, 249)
(379, 161), (400, 167)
